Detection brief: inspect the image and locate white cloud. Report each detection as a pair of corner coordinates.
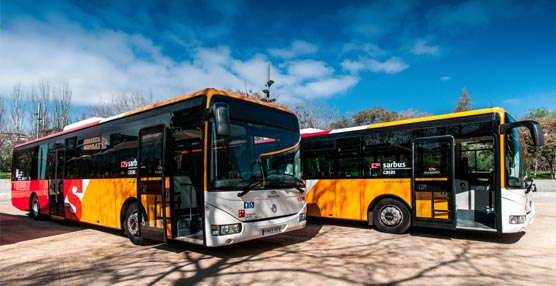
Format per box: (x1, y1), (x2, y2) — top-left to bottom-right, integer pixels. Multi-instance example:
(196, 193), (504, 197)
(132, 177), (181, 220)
(293, 76), (360, 99)
(342, 57), (409, 74)
(287, 60), (334, 80)
(343, 43), (384, 57)
(268, 40), (318, 59)
(368, 58), (409, 74)
(341, 60), (367, 74)
(440, 76), (451, 81)
(0, 17), (357, 110)
(411, 39), (440, 56)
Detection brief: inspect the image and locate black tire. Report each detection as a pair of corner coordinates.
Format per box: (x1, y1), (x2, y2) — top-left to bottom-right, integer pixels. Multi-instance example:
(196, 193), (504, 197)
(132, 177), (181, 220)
(29, 194), (42, 220)
(124, 202), (149, 245)
(372, 198), (411, 234)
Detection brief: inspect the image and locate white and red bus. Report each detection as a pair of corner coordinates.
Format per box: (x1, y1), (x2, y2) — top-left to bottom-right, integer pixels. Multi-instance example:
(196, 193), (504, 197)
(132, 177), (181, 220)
(301, 108), (543, 234)
(11, 88), (306, 246)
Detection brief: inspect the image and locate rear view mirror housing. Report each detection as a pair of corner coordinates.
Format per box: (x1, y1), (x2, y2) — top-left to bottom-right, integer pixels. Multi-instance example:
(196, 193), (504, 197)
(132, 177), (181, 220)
(211, 103), (231, 137)
(500, 120), (544, 146)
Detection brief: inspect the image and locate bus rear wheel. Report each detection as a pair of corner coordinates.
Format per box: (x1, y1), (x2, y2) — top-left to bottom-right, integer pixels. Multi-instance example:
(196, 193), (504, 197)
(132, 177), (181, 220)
(372, 198), (410, 234)
(29, 194), (42, 220)
(124, 202), (149, 246)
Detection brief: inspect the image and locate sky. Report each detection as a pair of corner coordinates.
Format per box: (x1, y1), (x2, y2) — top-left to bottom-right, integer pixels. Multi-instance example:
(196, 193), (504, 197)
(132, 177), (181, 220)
(1, 0), (556, 122)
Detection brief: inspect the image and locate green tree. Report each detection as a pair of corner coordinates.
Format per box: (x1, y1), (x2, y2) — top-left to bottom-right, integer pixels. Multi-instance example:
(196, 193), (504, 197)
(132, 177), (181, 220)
(352, 107), (398, 125)
(330, 106), (430, 129)
(523, 107), (556, 179)
(537, 117), (556, 179)
(525, 107), (556, 119)
(329, 116), (353, 129)
(454, 87), (471, 112)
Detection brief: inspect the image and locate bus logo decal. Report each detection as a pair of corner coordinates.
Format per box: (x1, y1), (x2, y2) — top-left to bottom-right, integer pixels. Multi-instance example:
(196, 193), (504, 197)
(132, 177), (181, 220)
(244, 201), (255, 209)
(64, 179), (89, 221)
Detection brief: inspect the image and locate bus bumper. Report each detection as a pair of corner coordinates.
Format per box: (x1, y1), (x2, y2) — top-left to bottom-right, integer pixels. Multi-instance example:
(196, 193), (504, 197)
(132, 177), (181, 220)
(205, 205), (307, 247)
(501, 188), (535, 233)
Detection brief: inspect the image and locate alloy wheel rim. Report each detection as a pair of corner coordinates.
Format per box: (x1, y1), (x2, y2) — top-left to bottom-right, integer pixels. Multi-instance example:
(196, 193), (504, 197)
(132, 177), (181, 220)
(380, 206), (402, 226)
(127, 212), (139, 236)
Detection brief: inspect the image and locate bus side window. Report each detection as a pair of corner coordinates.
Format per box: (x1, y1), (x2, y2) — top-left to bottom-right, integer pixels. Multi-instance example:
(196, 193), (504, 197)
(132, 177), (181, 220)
(303, 155), (334, 179)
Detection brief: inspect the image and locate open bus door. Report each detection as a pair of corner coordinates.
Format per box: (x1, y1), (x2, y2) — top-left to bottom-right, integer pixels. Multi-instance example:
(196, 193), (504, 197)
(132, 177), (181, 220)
(412, 136), (456, 229)
(137, 126), (168, 242)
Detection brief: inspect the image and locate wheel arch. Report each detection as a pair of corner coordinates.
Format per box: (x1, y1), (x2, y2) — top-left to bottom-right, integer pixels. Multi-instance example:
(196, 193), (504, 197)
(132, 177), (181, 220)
(120, 197), (137, 231)
(366, 194), (411, 226)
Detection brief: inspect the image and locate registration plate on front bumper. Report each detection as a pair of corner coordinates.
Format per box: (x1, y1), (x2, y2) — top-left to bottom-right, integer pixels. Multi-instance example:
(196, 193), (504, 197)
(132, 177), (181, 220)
(261, 225), (282, 236)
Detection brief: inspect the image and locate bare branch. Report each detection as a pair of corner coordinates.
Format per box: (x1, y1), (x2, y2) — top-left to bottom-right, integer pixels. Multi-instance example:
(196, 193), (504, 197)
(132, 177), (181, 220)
(90, 91), (156, 118)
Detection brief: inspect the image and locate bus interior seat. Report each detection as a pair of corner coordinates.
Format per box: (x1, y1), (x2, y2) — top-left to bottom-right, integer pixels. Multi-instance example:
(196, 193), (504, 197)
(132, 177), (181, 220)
(173, 176), (197, 211)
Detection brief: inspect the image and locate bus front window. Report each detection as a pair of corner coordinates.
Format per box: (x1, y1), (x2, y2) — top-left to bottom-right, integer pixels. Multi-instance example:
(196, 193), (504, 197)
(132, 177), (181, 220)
(210, 120), (302, 190)
(505, 124), (525, 188)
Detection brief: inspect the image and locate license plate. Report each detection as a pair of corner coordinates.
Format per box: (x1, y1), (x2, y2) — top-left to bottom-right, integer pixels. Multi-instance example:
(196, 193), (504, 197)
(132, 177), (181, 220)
(261, 226), (282, 236)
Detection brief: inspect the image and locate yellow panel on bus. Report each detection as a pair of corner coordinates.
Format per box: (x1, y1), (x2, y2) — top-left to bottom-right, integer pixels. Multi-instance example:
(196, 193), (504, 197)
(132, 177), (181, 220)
(306, 178), (412, 221)
(306, 179), (336, 217)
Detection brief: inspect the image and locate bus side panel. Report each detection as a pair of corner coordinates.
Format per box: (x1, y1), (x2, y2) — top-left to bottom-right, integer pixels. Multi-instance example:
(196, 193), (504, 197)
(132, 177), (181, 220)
(306, 179), (336, 218)
(64, 179), (96, 223)
(11, 180), (49, 213)
(336, 179), (362, 220)
(100, 178), (136, 229)
(415, 192), (433, 219)
(64, 178), (136, 229)
(360, 179), (412, 220)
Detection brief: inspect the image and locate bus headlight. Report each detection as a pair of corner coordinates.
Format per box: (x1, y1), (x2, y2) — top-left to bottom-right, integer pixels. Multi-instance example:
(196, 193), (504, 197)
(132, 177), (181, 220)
(211, 223), (242, 236)
(509, 215), (526, 224)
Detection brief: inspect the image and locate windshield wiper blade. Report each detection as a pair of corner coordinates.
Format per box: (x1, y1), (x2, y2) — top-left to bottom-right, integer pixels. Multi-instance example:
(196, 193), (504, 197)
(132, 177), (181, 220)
(237, 180), (264, 197)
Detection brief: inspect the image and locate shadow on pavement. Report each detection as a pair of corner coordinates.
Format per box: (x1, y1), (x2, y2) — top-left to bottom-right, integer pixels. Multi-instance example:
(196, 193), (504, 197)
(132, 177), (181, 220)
(154, 221), (323, 258)
(0, 212), (83, 245)
(409, 227), (525, 244)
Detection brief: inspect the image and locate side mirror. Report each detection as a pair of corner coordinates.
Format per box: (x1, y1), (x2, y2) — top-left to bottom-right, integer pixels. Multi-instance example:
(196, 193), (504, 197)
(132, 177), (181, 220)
(500, 120), (544, 146)
(525, 178), (537, 193)
(211, 103), (231, 137)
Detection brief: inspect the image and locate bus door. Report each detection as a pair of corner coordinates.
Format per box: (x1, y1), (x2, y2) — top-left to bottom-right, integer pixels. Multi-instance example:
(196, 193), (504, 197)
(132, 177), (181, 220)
(137, 126), (168, 242)
(412, 136), (455, 229)
(47, 148), (65, 216)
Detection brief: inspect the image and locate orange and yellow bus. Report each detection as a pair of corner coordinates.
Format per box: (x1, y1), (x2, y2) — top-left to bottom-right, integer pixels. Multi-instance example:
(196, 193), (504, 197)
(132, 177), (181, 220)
(11, 88), (306, 247)
(301, 107), (543, 234)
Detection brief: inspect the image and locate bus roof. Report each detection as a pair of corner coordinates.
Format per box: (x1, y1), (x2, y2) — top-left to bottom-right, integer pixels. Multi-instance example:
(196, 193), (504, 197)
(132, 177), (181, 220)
(301, 107), (506, 138)
(16, 88), (293, 148)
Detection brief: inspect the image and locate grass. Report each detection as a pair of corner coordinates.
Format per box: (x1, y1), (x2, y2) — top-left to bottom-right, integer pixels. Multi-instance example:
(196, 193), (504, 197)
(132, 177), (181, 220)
(0, 172), (10, 179)
(532, 171), (555, 180)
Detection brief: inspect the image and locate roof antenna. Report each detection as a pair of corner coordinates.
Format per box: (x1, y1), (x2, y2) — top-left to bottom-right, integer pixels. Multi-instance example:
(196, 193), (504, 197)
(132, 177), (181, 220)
(244, 80), (249, 97)
(262, 62), (275, 102)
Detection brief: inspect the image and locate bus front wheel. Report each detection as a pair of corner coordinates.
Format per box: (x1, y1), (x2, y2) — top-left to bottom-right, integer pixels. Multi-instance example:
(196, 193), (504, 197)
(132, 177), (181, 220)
(124, 202), (149, 246)
(29, 194), (42, 220)
(372, 198), (410, 234)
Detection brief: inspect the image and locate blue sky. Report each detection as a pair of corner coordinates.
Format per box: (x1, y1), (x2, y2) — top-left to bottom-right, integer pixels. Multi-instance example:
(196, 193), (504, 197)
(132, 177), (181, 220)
(1, 0), (555, 120)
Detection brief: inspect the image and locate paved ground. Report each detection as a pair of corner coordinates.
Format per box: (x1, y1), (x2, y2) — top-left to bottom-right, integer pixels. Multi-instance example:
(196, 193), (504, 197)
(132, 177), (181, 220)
(1, 193), (555, 286)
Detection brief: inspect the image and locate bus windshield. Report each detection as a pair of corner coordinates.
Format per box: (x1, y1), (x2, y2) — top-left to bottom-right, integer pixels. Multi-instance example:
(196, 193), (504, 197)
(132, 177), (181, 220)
(210, 105), (302, 191)
(505, 115), (526, 188)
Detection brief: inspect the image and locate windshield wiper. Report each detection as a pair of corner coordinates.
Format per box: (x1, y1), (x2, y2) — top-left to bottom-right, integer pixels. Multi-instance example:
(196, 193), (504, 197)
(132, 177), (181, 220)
(237, 180), (264, 197)
(267, 174), (305, 194)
